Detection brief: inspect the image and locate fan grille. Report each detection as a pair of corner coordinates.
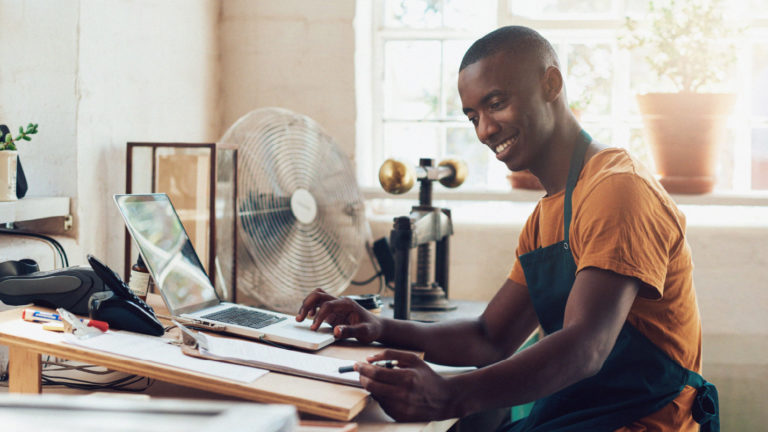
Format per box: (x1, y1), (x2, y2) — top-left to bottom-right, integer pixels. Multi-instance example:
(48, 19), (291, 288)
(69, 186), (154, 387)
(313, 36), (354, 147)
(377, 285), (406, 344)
(220, 108), (366, 313)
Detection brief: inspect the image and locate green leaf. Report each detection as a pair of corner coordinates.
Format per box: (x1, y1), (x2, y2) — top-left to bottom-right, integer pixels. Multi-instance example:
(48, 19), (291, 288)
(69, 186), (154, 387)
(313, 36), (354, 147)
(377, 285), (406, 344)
(22, 136), (30, 141)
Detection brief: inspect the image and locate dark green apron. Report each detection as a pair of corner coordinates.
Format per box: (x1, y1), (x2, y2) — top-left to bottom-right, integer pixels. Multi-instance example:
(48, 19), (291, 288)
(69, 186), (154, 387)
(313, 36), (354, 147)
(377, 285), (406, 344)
(502, 130), (719, 432)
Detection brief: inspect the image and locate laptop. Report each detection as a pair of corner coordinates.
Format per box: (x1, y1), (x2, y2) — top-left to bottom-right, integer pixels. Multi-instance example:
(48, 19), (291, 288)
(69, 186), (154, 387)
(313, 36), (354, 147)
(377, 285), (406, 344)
(114, 193), (335, 351)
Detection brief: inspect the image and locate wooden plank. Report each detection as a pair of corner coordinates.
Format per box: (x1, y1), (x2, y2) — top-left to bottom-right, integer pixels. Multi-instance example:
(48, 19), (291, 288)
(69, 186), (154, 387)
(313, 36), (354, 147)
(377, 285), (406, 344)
(8, 346), (41, 393)
(0, 308), (370, 420)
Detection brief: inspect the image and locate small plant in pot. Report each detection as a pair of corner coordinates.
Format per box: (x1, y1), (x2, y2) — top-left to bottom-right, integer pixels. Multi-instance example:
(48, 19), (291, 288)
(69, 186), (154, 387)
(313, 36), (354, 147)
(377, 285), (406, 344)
(0, 123), (37, 201)
(621, 0), (739, 194)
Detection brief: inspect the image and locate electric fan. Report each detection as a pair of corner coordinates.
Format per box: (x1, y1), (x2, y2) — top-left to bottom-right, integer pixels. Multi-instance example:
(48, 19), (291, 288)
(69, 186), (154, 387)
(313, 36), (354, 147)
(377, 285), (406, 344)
(219, 108), (367, 313)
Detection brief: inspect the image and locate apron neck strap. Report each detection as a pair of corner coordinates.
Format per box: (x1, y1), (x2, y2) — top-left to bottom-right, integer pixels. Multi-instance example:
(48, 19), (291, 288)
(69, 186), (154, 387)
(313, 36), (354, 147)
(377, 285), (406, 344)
(563, 130), (592, 245)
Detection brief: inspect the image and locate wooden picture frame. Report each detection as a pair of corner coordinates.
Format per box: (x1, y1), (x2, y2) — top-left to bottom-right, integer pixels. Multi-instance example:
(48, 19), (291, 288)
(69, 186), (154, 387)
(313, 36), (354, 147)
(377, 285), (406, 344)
(124, 142), (237, 301)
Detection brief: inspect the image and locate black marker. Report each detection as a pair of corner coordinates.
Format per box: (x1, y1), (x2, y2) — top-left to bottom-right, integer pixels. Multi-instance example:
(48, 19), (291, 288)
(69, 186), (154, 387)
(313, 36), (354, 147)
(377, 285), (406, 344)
(338, 359), (399, 374)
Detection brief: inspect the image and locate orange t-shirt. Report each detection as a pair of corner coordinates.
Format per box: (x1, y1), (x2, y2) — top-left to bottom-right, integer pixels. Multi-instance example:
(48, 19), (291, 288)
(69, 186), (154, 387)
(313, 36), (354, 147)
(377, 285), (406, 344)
(508, 148), (702, 431)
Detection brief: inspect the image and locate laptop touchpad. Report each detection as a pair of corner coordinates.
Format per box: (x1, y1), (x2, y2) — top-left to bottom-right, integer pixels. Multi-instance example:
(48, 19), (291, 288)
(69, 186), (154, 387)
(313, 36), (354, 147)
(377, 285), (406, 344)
(271, 322), (332, 341)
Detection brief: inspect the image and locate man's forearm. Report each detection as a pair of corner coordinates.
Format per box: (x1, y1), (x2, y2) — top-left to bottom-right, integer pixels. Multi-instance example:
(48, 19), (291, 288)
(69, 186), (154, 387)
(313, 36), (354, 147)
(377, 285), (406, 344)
(376, 317), (521, 367)
(448, 324), (604, 416)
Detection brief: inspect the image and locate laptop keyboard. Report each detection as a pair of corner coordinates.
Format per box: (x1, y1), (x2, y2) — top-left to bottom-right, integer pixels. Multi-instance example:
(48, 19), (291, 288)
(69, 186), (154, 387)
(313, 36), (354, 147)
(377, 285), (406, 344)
(201, 307), (286, 329)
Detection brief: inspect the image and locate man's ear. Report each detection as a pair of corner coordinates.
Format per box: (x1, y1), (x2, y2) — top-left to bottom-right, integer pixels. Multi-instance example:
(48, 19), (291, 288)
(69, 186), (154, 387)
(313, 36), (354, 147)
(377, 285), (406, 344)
(542, 66), (563, 102)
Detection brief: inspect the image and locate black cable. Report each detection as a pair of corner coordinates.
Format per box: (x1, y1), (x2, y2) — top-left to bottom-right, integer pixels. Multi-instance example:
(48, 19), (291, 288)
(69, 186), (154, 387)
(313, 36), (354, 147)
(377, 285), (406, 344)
(349, 272), (383, 286)
(0, 228), (67, 267)
(349, 242), (386, 286)
(41, 374), (153, 392)
(14, 355), (156, 392)
(0, 228), (69, 267)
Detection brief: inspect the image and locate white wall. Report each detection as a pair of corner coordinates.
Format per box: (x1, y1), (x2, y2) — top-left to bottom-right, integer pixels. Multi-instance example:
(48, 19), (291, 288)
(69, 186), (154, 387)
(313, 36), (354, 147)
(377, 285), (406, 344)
(219, 0), (357, 157)
(0, 1), (80, 198)
(75, 0), (220, 266)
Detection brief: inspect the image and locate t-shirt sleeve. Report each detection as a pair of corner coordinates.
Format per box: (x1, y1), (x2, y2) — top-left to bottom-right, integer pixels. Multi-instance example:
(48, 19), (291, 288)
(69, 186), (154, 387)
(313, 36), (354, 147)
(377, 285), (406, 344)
(508, 204), (541, 287)
(572, 174), (680, 299)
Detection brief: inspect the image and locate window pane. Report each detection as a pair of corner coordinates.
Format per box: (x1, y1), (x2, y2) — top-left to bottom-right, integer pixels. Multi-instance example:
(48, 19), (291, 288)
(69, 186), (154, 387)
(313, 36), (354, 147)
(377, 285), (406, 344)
(591, 128), (611, 148)
(444, 0), (494, 30)
(716, 129), (736, 190)
(565, 43), (613, 116)
(628, 128), (654, 172)
(446, 127), (488, 188)
(383, 123), (440, 165)
(509, 0), (612, 17)
(748, 1), (768, 18)
(384, 0), (442, 28)
(444, 40), (473, 118)
(629, 47), (673, 97)
(384, 41), (442, 119)
(624, 0), (649, 15)
(752, 43), (768, 117)
(751, 129), (768, 189)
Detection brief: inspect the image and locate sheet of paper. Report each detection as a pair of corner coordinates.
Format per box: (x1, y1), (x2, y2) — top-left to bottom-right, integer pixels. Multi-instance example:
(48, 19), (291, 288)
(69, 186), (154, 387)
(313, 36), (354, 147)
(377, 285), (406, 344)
(201, 332), (361, 386)
(64, 331), (267, 383)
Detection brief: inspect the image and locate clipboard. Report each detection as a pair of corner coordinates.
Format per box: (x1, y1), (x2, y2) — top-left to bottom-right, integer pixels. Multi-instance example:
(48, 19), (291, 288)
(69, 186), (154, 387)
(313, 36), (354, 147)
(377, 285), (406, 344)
(176, 320), (363, 387)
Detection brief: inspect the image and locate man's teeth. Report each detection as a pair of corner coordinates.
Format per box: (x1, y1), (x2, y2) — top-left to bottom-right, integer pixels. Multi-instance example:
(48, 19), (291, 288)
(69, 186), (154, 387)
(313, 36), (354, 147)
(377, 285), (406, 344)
(495, 138), (514, 154)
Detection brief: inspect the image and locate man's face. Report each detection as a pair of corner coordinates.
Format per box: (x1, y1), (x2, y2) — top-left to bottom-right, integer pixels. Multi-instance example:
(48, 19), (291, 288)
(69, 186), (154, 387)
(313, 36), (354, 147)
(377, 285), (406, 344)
(458, 51), (552, 172)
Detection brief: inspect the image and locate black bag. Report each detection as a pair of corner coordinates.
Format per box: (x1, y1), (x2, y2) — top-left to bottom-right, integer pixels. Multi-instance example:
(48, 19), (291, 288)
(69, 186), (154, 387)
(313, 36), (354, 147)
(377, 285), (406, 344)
(0, 124), (28, 199)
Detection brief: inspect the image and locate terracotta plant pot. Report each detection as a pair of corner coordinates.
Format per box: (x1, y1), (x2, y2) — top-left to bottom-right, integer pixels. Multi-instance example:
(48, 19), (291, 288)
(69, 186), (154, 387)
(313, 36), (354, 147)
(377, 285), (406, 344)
(508, 170), (544, 190)
(0, 150), (18, 201)
(636, 92), (736, 194)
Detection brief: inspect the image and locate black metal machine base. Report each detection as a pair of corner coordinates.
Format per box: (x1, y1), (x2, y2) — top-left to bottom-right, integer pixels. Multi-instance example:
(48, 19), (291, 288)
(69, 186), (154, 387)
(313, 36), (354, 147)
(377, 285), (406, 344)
(410, 284), (457, 311)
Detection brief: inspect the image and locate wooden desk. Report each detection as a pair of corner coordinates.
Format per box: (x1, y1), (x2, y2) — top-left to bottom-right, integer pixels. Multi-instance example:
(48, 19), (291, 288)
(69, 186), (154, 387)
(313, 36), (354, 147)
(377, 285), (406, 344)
(0, 304), (456, 431)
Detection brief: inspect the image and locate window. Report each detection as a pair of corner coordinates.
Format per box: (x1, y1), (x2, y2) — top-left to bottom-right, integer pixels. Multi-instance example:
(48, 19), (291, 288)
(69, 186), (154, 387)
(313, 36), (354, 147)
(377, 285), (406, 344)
(357, 0), (768, 193)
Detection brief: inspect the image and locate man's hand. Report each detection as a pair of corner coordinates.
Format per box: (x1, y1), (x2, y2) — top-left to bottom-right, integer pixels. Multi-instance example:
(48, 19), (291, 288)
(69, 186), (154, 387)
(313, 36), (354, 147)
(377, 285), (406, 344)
(356, 349), (459, 422)
(296, 288), (383, 344)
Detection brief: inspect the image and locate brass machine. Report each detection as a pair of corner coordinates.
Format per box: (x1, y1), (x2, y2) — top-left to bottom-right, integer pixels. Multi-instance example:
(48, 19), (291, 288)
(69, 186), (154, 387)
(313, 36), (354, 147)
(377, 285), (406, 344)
(378, 157), (467, 320)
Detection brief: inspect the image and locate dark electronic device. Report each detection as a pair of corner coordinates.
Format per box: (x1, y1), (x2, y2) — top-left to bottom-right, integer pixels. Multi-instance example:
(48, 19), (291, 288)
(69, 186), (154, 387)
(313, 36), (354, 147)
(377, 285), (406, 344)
(378, 157), (467, 320)
(0, 259), (107, 315)
(372, 238), (395, 285)
(86, 254), (164, 336)
(344, 294), (383, 311)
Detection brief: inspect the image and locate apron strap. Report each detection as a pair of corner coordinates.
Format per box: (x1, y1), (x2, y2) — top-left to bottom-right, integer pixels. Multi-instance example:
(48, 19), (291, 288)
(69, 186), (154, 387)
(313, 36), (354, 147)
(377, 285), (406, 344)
(685, 371), (720, 432)
(563, 130), (592, 245)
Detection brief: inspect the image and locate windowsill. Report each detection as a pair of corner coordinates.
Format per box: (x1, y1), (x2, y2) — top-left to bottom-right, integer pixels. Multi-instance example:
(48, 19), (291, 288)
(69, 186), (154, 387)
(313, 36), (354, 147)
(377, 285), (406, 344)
(363, 188), (768, 228)
(361, 187), (768, 207)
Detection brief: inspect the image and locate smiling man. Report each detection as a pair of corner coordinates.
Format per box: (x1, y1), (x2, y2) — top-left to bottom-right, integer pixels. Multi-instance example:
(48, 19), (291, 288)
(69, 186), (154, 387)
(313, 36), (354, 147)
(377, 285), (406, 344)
(297, 26), (718, 431)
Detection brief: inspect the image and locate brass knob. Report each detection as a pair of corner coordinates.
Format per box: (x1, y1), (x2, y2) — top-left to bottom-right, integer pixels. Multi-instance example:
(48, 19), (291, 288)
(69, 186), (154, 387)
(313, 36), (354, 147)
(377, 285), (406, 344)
(438, 158), (468, 188)
(379, 159), (415, 194)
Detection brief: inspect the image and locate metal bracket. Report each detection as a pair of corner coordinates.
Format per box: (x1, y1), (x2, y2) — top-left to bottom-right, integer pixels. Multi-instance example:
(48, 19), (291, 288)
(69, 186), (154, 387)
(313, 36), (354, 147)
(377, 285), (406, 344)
(63, 214), (73, 232)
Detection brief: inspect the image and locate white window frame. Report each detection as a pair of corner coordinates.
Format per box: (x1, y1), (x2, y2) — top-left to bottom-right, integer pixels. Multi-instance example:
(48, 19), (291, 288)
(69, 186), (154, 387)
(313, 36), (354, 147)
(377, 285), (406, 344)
(357, 0), (768, 204)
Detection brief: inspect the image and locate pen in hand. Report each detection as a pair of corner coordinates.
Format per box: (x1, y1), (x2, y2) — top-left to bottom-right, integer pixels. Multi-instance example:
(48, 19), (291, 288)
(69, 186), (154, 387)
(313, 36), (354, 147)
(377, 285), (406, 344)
(338, 359), (399, 374)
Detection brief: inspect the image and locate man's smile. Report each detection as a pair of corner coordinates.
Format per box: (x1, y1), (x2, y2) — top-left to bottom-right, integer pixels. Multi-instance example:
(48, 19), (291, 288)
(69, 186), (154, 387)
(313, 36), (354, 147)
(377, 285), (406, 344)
(492, 133), (519, 159)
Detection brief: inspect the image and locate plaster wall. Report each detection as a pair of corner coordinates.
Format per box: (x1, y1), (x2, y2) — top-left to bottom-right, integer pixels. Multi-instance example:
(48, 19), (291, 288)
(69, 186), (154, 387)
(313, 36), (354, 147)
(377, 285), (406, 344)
(0, 0), (80, 198)
(75, 0), (220, 266)
(219, 0), (357, 156)
(0, 0), (220, 266)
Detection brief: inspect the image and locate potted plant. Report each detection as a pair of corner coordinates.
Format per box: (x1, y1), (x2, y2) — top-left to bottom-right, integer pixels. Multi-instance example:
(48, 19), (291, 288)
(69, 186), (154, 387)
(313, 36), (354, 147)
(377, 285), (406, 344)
(621, 0), (739, 194)
(0, 123), (37, 201)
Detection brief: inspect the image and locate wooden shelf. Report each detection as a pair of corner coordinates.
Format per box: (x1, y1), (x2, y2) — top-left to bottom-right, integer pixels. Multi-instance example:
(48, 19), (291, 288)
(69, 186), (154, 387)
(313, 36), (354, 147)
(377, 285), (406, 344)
(0, 197), (70, 224)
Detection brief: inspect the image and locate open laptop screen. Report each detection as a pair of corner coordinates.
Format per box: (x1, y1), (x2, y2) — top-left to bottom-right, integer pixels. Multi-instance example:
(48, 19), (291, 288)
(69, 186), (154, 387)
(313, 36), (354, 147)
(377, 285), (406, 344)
(114, 194), (220, 315)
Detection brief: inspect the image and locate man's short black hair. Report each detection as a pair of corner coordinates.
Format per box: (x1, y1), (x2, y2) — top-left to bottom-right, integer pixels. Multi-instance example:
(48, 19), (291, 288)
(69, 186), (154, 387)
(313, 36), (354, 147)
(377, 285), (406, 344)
(460, 25), (559, 72)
